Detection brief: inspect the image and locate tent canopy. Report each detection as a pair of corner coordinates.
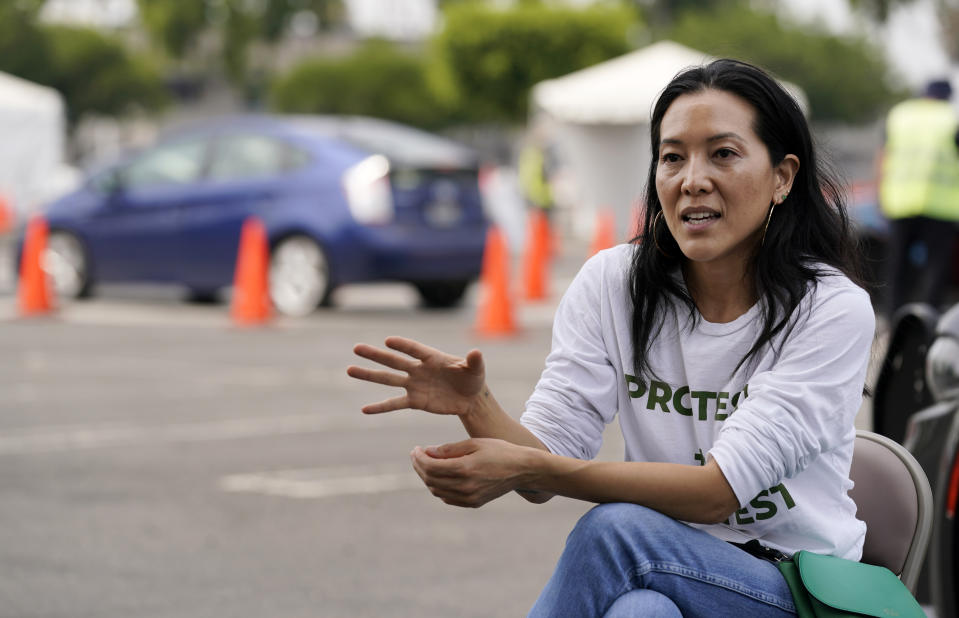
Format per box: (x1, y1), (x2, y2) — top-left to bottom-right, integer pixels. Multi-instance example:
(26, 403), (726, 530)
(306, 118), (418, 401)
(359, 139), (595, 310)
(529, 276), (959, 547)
(532, 40), (807, 125)
(0, 71), (63, 114)
(0, 71), (69, 215)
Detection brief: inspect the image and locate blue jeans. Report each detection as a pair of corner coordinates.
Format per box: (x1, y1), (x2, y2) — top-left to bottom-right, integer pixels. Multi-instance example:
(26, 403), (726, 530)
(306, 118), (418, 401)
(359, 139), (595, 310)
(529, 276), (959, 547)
(528, 503), (797, 617)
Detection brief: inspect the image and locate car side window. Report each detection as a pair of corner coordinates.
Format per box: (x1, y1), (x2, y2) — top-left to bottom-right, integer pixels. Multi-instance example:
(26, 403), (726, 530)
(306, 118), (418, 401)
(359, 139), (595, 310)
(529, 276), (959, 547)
(123, 139), (208, 190)
(208, 134), (310, 181)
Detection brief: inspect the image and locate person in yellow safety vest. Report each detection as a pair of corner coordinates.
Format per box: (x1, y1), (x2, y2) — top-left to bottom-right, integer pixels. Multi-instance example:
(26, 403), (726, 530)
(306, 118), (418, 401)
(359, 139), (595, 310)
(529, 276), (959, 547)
(518, 138), (555, 216)
(879, 79), (959, 317)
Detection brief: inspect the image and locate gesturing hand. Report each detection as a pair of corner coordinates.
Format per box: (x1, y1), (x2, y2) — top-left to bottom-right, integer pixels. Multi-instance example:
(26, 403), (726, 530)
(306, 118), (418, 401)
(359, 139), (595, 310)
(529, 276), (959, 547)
(347, 336), (486, 416)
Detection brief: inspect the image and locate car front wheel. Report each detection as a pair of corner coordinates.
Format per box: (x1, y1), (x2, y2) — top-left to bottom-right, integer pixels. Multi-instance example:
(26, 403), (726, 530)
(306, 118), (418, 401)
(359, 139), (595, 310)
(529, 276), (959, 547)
(269, 235), (330, 316)
(45, 231), (92, 299)
(414, 280), (469, 308)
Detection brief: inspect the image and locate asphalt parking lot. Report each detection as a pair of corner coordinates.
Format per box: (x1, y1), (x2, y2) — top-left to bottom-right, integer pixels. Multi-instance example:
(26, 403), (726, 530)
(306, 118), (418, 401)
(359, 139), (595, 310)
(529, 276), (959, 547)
(0, 243), (626, 618)
(0, 240), (886, 617)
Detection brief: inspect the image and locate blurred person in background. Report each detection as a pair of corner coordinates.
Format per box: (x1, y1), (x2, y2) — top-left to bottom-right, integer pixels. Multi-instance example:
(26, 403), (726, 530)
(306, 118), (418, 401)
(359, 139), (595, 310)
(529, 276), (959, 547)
(349, 59), (871, 617)
(518, 123), (556, 219)
(879, 78), (959, 318)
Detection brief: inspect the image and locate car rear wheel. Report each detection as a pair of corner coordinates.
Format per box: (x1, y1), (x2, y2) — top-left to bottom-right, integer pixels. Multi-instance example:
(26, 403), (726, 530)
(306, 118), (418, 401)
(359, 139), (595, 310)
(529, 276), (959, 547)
(415, 280), (469, 308)
(45, 231), (92, 299)
(186, 288), (220, 304)
(269, 235), (330, 317)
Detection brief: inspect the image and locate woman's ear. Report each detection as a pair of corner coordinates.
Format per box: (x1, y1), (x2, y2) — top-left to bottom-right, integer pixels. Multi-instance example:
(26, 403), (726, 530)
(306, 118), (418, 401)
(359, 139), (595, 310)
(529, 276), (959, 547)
(774, 154), (800, 201)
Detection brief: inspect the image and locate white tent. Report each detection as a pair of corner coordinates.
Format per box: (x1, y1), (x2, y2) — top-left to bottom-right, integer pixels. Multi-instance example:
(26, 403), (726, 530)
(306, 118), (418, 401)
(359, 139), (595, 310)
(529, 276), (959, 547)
(39, 0), (137, 28)
(344, 0), (437, 41)
(530, 41), (808, 241)
(0, 71), (73, 219)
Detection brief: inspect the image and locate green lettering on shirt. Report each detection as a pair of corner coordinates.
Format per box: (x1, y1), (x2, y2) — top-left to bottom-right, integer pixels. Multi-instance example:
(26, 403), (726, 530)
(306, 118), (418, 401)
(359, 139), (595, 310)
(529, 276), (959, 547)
(690, 391), (717, 421)
(672, 385), (692, 416)
(749, 490), (778, 521)
(625, 378), (749, 423)
(715, 392), (730, 421)
(647, 381), (672, 413)
(624, 373), (646, 399)
(735, 507), (755, 525)
(732, 484), (798, 526)
(770, 483), (796, 509)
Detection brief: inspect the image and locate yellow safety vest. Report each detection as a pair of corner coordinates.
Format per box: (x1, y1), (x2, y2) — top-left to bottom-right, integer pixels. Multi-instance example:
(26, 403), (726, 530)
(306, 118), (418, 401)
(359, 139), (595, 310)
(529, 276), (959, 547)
(880, 98), (959, 220)
(518, 145), (553, 209)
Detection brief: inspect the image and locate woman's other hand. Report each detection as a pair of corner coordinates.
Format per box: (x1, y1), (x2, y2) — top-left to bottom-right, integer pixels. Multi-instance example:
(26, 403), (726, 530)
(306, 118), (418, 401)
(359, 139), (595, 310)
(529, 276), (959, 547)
(410, 438), (542, 508)
(347, 336), (486, 417)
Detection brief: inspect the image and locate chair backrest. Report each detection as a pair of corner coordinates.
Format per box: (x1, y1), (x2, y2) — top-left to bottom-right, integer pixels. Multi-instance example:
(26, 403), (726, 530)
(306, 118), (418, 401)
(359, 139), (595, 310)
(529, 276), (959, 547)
(848, 430), (934, 592)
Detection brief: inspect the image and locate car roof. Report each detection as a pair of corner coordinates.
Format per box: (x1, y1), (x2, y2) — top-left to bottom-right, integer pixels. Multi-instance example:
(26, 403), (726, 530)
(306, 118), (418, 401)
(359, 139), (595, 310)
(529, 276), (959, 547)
(160, 114), (478, 170)
(284, 115), (478, 169)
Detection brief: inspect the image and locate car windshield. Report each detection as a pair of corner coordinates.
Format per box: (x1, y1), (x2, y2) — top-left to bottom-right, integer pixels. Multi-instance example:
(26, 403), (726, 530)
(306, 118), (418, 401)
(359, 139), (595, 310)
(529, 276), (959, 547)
(288, 116), (477, 169)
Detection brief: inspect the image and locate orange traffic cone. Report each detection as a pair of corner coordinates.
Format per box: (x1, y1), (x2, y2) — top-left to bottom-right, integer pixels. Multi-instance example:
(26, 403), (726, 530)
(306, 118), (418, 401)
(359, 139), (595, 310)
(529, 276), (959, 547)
(17, 216), (54, 316)
(549, 216), (561, 259)
(522, 210), (551, 301)
(0, 194), (14, 235)
(475, 226), (517, 337)
(588, 209), (617, 258)
(231, 217), (272, 326)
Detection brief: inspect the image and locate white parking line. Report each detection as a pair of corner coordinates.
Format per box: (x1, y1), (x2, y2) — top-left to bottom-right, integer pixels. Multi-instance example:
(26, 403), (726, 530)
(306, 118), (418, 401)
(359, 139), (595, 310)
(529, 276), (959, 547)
(0, 412), (421, 455)
(220, 464), (422, 499)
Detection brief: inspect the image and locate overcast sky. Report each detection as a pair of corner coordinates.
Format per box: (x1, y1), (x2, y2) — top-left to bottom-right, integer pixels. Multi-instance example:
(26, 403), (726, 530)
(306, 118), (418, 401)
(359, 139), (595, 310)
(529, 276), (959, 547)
(784, 0), (951, 89)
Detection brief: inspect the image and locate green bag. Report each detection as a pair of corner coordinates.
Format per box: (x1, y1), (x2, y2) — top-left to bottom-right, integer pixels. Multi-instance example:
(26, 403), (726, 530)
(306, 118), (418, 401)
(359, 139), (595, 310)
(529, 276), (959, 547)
(776, 550), (926, 618)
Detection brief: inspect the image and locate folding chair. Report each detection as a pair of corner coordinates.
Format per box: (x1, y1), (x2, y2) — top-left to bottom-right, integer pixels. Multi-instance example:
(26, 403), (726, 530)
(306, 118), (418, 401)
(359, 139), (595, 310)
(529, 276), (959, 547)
(848, 430), (934, 592)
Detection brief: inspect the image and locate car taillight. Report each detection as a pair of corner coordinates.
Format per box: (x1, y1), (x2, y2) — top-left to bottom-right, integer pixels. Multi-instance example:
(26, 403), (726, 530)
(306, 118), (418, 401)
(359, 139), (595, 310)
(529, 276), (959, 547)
(342, 154), (394, 225)
(947, 448), (959, 519)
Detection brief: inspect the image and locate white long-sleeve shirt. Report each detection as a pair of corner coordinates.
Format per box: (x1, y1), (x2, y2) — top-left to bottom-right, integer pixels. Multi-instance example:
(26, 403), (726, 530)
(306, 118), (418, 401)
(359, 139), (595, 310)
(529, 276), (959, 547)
(520, 244), (874, 559)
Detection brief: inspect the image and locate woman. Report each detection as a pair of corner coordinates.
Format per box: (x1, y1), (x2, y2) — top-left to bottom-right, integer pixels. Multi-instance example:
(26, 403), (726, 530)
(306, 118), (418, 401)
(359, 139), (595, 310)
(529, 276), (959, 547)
(347, 59), (873, 617)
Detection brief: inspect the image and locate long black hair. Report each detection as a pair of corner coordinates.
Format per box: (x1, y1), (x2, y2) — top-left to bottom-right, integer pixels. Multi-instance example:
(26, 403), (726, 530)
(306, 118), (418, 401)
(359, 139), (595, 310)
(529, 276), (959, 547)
(629, 58), (865, 378)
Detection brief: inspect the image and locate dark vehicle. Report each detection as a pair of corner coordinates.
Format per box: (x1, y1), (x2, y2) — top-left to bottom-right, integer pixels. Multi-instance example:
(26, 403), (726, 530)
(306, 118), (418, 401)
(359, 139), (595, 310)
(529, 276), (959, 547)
(875, 303), (959, 617)
(848, 181), (959, 309)
(40, 115), (488, 315)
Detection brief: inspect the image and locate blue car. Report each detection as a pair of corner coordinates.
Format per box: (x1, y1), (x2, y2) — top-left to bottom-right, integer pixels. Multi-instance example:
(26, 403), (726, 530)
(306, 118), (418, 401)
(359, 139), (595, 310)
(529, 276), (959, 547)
(41, 115), (488, 315)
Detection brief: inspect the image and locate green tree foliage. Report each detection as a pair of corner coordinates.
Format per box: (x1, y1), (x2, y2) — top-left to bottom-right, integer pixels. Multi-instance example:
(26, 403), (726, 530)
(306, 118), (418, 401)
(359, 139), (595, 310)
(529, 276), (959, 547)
(847, 0), (915, 21)
(431, 2), (638, 123)
(136, 0), (345, 81)
(136, 0), (208, 60)
(260, 0), (346, 39)
(42, 25), (167, 125)
(850, 0), (959, 61)
(269, 39), (447, 129)
(222, 0), (259, 84)
(626, 0), (727, 31)
(0, 2), (166, 127)
(669, 4), (900, 123)
(0, 1), (54, 84)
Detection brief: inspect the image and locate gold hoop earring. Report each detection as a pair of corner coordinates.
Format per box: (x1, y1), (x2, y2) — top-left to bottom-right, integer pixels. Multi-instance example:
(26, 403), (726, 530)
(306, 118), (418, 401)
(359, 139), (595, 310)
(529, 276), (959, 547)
(761, 202), (777, 247)
(652, 211), (673, 258)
